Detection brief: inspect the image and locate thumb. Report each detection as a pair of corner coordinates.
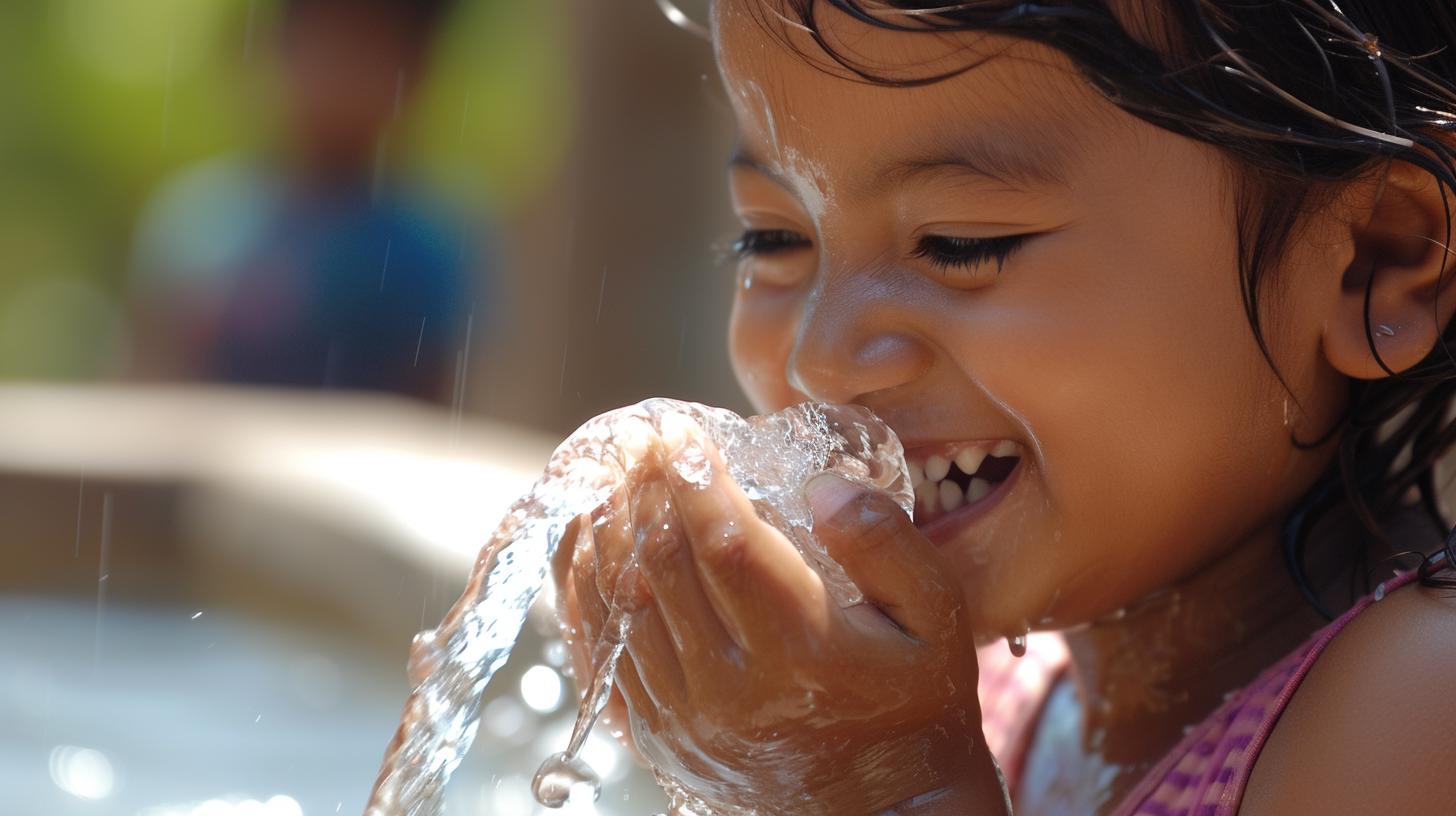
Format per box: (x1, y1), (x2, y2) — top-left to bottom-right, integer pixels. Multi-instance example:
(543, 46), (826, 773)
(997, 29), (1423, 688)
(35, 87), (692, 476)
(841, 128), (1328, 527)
(806, 473), (963, 642)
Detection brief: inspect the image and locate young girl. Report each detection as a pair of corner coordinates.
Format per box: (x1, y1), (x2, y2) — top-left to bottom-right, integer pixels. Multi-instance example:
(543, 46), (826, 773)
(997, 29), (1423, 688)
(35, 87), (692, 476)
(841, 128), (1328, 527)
(555, 2), (1456, 813)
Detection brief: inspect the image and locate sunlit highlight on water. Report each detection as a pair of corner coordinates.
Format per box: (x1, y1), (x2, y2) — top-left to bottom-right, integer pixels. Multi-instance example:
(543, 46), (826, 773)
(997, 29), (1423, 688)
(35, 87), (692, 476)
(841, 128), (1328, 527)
(520, 664), (564, 713)
(48, 745), (114, 800)
(135, 794), (304, 816)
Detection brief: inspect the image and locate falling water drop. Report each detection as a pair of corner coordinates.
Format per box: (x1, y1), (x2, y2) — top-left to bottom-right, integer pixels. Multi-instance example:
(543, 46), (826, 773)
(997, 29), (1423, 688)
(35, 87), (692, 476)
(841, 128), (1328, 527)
(531, 751), (600, 808)
(1007, 634), (1028, 658)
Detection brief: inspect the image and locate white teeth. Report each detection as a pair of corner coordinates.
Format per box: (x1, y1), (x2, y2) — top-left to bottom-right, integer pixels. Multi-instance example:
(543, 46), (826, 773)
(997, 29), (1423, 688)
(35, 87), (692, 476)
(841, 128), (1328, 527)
(925, 454), (951, 482)
(967, 477), (991, 502)
(915, 480), (937, 514)
(910, 442), (1019, 518)
(955, 447), (987, 476)
(939, 479), (964, 512)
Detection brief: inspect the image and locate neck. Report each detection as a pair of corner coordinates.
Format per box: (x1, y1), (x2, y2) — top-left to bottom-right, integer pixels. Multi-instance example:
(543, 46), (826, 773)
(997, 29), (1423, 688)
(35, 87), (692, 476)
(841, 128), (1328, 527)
(1060, 521), (1333, 766)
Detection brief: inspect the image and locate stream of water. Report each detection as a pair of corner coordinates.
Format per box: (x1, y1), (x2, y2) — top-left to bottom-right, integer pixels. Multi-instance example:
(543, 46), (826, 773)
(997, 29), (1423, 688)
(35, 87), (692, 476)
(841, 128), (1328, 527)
(364, 399), (910, 815)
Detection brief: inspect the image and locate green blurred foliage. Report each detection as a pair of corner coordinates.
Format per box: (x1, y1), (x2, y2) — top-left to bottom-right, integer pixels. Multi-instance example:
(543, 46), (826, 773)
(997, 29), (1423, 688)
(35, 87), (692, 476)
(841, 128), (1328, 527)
(0, 0), (570, 379)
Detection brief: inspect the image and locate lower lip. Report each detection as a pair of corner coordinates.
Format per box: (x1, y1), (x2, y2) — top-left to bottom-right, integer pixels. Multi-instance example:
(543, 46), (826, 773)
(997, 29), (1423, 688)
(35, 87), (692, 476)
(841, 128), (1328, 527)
(913, 460), (1023, 547)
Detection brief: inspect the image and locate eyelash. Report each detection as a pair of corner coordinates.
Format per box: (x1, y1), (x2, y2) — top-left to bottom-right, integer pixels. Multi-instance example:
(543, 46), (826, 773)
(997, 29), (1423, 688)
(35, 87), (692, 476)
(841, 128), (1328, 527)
(730, 229), (811, 257)
(910, 234), (1028, 273)
(731, 229), (1028, 273)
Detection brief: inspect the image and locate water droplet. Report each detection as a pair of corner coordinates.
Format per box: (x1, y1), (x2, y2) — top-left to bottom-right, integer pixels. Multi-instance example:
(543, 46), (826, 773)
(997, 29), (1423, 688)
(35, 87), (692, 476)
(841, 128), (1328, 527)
(1007, 634), (1027, 657)
(406, 629), (443, 687)
(532, 751), (600, 808)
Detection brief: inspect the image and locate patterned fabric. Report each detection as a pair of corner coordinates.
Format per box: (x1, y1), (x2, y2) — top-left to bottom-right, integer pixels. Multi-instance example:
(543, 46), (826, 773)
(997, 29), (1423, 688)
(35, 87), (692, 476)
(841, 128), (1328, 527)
(975, 571), (1419, 815)
(976, 632), (1069, 787)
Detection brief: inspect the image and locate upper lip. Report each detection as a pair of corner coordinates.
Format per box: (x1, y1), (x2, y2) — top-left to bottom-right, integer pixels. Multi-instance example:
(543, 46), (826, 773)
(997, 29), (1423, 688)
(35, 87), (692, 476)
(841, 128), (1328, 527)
(901, 439), (1014, 453)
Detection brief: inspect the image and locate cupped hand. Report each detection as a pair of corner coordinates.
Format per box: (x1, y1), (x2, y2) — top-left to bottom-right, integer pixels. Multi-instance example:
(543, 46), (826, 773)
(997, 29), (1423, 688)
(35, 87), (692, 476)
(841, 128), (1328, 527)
(552, 414), (1008, 816)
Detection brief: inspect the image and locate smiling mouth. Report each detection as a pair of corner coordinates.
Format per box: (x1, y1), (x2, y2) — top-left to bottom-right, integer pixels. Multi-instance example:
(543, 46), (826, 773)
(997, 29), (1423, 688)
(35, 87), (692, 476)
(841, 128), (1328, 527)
(906, 440), (1023, 525)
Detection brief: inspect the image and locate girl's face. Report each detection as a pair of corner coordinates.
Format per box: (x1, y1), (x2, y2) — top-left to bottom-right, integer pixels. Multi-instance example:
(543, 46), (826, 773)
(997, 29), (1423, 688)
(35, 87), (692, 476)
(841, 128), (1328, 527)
(715, 3), (1351, 639)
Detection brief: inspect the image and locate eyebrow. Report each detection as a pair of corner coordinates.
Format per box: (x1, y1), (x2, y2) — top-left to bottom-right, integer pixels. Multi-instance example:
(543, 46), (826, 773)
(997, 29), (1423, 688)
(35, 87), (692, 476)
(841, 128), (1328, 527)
(728, 126), (1075, 196)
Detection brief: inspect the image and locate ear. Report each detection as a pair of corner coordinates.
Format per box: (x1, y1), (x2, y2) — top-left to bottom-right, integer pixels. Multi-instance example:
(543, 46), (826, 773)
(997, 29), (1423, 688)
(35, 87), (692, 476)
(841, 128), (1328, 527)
(1324, 157), (1456, 379)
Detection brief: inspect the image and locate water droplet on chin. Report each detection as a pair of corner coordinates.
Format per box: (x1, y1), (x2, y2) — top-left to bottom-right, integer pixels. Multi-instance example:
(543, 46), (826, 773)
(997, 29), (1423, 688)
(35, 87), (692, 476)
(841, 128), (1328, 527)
(1007, 634), (1028, 658)
(532, 751), (600, 808)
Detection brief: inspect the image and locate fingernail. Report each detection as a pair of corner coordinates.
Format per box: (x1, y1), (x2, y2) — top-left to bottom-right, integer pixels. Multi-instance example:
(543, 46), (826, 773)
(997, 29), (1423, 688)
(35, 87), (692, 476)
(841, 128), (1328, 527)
(658, 410), (695, 456)
(806, 473), (862, 522)
(658, 411), (711, 487)
(616, 417), (656, 472)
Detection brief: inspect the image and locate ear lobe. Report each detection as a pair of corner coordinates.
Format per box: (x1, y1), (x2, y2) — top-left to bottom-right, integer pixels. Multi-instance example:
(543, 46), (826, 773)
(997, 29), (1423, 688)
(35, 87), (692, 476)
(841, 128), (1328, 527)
(1323, 160), (1456, 380)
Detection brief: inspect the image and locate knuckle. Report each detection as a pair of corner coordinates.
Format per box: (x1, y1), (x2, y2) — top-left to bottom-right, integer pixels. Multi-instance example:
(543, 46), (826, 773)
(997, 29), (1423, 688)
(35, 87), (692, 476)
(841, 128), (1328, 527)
(699, 526), (752, 579)
(636, 523), (686, 571)
(592, 536), (632, 596)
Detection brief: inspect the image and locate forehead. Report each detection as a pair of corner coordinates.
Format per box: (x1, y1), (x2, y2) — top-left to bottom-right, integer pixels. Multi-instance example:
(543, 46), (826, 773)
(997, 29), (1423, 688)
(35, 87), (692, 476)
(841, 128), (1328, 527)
(711, 1), (1118, 190)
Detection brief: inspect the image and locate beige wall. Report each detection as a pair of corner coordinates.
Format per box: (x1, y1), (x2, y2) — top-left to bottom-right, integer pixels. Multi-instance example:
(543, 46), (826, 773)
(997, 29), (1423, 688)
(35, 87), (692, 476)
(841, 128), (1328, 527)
(473, 0), (748, 434)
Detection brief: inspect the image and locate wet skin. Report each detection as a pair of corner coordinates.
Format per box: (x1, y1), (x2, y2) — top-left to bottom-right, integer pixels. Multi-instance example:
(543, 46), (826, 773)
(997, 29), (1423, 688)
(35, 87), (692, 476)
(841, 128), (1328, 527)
(559, 2), (1456, 814)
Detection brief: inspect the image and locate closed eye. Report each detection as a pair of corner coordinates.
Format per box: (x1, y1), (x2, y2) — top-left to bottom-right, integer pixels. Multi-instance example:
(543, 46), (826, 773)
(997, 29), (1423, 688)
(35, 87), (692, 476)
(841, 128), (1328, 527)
(911, 234), (1028, 274)
(731, 228), (812, 257)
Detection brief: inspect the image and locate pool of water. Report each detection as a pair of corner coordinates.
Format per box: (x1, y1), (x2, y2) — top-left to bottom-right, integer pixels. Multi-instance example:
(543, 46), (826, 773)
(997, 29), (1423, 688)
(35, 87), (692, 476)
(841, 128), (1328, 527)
(1, 596), (665, 816)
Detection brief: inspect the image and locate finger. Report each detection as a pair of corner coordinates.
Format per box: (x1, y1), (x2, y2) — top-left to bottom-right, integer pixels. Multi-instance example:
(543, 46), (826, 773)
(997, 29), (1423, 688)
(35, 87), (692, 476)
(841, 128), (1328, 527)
(584, 449), (692, 708)
(595, 681), (642, 763)
(806, 473), (964, 644)
(556, 515), (596, 681)
(631, 464), (741, 690)
(659, 412), (829, 655)
(570, 511), (608, 647)
(563, 522), (648, 763)
(553, 513), (593, 642)
(623, 589), (689, 709)
(593, 481), (646, 612)
(551, 513), (584, 600)
(606, 651), (661, 763)
(565, 514), (627, 740)
(592, 415), (657, 606)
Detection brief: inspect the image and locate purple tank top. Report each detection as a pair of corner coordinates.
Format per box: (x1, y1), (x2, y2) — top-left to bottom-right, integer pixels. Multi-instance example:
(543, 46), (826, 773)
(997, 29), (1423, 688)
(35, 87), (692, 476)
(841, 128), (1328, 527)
(977, 570), (1420, 815)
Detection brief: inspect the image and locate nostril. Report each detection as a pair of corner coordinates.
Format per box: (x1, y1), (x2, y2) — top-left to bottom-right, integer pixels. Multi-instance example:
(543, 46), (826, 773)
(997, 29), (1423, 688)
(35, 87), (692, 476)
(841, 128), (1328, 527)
(787, 316), (933, 406)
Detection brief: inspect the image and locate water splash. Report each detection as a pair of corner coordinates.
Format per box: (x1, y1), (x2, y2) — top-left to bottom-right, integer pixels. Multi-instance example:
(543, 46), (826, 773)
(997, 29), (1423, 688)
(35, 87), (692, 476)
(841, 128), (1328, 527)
(366, 399), (911, 815)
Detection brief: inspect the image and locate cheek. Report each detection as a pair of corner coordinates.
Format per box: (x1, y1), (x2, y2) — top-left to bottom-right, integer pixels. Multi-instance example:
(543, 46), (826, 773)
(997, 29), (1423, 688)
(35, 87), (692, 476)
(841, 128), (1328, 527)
(729, 289), (805, 413)
(946, 168), (1317, 625)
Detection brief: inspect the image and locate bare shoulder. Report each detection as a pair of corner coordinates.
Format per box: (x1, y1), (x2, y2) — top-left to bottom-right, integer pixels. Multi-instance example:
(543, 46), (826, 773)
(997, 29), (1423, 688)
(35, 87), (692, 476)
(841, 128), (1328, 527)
(1240, 575), (1456, 815)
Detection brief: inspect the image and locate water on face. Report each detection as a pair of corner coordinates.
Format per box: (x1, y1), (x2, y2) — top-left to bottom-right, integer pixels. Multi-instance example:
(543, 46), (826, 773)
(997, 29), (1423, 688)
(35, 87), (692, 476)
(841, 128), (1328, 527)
(365, 399), (911, 815)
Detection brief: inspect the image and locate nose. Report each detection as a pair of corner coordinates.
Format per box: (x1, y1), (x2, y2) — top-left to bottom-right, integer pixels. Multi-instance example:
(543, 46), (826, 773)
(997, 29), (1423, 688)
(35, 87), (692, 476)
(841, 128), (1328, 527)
(787, 277), (933, 405)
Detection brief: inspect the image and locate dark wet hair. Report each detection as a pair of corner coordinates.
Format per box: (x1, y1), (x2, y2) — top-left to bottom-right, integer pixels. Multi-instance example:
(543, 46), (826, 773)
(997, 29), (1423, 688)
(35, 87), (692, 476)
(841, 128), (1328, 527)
(753, 0), (1456, 613)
